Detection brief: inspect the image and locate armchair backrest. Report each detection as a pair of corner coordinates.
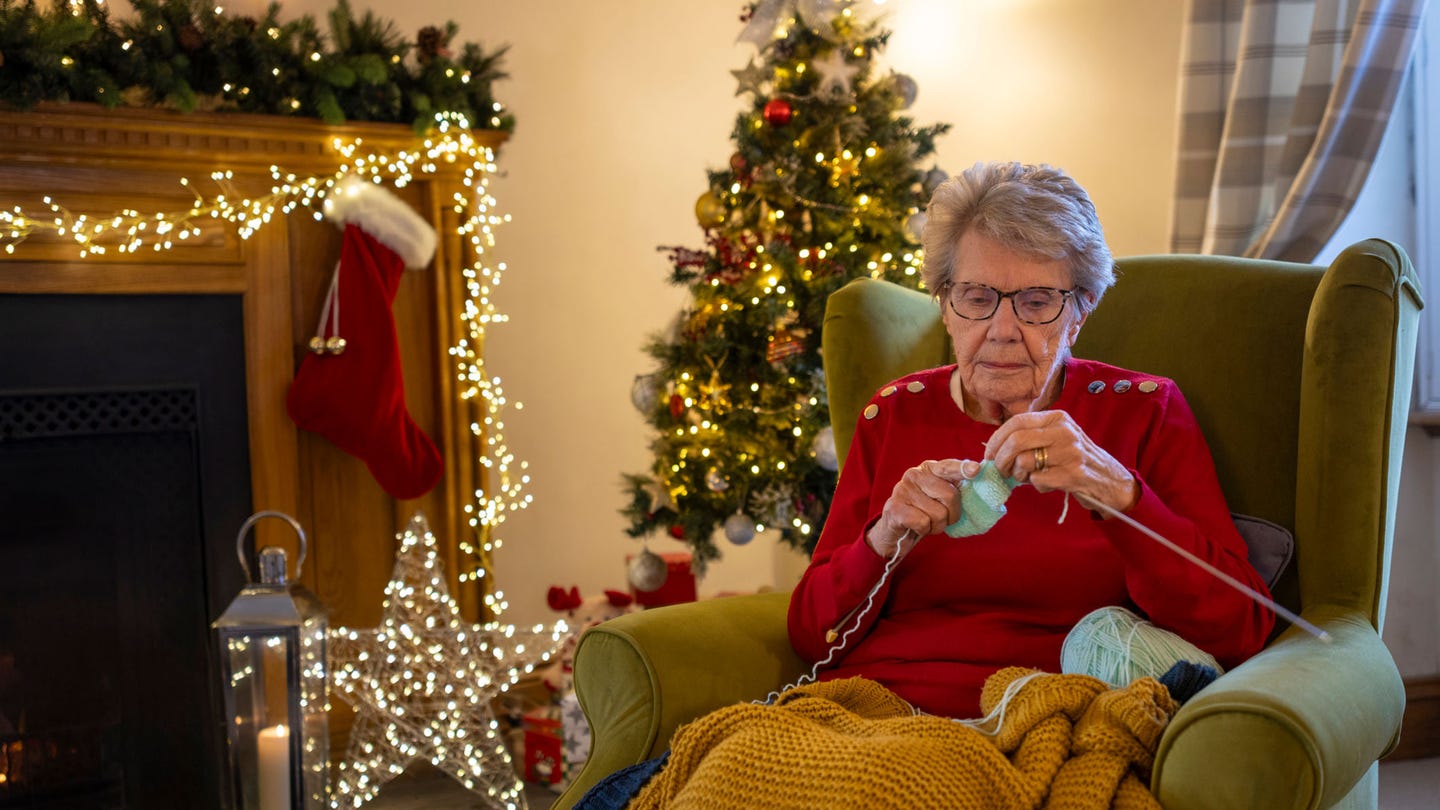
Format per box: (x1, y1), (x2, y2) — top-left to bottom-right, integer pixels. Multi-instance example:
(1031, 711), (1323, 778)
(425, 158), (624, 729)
(821, 239), (1422, 631)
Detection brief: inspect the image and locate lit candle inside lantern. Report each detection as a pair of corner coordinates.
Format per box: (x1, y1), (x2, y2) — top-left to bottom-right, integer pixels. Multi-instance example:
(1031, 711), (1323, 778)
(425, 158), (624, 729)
(257, 724), (291, 810)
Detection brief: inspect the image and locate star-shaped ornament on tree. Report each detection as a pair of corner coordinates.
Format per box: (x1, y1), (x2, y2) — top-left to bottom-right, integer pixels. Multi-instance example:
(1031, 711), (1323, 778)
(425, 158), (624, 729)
(328, 513), (567, 809)
(811, 47), (860, 102)
(643, 476), (677, 515)
(730, 56), (769, 97)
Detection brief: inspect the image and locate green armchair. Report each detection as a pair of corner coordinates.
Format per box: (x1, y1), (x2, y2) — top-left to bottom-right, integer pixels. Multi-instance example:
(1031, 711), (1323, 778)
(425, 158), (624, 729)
(556, 239), (1423, 810)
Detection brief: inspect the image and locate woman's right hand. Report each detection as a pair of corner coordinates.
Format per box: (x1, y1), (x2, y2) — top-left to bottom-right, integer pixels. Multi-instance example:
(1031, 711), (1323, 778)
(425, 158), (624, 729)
(866, 458), (980, 557)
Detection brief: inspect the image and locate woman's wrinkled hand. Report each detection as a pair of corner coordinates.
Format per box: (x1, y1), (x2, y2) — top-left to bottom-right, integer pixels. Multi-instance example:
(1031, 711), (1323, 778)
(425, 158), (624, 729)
(866, 458), (981, 557)
(984, 410), (1139, 515)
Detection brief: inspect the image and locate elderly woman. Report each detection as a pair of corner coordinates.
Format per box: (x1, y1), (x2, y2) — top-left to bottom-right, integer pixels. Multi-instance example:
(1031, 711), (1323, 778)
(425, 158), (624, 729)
(787, 161), (1274, 719)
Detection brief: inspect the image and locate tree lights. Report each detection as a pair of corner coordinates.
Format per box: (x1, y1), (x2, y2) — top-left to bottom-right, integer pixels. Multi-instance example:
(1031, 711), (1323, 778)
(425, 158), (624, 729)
(622, 1), (949, 567)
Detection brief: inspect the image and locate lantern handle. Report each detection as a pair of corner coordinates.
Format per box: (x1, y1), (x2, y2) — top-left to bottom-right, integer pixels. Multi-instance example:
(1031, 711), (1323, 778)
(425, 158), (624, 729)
(234, 510), (308, 583)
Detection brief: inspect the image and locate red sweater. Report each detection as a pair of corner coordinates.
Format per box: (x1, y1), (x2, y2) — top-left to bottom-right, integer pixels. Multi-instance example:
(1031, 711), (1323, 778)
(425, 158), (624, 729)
(788, 359), (1274, 718)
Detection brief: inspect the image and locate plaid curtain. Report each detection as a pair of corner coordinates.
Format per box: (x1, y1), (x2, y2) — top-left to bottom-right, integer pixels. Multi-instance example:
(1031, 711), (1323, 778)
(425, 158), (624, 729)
(1170, 0), (1427, 260)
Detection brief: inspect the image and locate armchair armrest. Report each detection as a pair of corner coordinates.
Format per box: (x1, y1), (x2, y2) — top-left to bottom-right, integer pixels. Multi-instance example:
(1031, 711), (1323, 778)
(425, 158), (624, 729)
(555, 591), (802, 809)
(1152, 607), (1405, 810)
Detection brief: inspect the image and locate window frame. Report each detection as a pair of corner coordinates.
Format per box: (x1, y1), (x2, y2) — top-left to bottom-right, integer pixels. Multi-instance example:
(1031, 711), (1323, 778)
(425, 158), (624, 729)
(1414, 6), (1440, 421)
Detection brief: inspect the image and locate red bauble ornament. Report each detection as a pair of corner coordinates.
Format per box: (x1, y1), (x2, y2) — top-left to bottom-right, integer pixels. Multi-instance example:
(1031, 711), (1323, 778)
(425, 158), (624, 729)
(668, 525), (686, 539)
(729, 153), (748, 174)
(762, 98), (793, 126)
(668, 393), (685, 419)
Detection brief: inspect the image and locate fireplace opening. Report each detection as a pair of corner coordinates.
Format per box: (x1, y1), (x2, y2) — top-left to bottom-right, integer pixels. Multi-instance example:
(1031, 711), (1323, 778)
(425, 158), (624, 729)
(0, 294), (254, 808)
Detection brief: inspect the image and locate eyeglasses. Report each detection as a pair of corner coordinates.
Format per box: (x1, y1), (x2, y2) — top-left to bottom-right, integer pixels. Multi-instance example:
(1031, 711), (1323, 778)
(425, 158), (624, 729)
(942, 282), (1076, 325)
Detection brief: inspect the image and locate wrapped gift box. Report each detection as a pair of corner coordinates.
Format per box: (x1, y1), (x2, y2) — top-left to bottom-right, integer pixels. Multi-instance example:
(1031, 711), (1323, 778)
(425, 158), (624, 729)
(560, 691), (590, 781)
(522, 714), (564, 786)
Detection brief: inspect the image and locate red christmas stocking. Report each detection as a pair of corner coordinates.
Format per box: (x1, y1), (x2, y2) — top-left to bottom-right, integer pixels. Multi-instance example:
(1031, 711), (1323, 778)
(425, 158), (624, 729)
(286, 180), (443, 500)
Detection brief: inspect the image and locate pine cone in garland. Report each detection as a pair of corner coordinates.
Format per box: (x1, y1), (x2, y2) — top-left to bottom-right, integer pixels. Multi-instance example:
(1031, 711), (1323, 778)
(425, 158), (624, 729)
(416, 25), (449, 64)
(177, 21), (205, 53)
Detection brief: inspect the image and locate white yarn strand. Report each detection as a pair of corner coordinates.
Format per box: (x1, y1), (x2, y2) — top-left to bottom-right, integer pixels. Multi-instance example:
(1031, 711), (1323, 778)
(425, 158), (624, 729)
(313, 261), (341, 340)
(758, 529), (918, 705)
(952, 671), (1044, 736)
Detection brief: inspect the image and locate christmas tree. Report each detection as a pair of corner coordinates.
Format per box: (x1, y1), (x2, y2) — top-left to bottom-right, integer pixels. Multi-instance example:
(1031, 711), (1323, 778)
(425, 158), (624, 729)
(623, 0), (949, 569)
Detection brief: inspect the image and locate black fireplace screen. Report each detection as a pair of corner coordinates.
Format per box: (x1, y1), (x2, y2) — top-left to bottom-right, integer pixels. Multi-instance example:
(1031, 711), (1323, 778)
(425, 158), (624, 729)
(0, 295), (253, 809)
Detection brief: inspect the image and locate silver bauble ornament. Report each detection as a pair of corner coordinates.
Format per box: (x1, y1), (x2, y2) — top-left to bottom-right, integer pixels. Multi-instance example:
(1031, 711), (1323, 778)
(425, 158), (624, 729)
(812, 425), (839, 471)
(724, 513), (758, 545)
(628, 547), (668, 592)
(631, 374), (658, 414)
(891, 73), (918, 109)
(706, 467), (730, 492)
(922, 167), (949, 196)
(904, 211), (928, 243)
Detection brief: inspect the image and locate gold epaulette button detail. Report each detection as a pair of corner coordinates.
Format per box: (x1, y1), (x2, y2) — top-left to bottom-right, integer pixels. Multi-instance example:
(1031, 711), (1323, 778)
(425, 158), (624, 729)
(864, 404), (880, 419)
(1113, 380), (1132, 393)
(1087, 381), (1105, 394)
(881, 385), (897, 397)
(1138, 380), (1159, 393)
(906, 381), (925, 393)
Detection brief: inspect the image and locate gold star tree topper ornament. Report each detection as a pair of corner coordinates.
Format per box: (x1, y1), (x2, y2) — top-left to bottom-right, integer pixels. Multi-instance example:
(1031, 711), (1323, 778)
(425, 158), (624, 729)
(328, 513), (567, 809)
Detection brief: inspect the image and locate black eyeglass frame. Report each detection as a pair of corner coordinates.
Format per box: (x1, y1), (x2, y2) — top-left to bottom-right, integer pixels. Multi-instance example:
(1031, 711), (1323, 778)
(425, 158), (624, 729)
(940, 281), (1078, 326)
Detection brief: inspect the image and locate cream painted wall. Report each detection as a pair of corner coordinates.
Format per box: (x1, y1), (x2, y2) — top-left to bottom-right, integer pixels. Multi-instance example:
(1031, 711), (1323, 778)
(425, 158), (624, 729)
(241, 0), (1434, 678)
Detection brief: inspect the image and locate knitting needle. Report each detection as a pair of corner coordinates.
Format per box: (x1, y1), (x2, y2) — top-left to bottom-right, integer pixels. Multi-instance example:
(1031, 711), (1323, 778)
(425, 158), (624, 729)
(1079, 495), (1332, 643)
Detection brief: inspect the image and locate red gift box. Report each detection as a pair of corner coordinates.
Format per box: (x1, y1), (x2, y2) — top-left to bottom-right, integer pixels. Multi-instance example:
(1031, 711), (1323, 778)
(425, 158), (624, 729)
(522, 714), (564, 785)
(629, 551), (697, 607)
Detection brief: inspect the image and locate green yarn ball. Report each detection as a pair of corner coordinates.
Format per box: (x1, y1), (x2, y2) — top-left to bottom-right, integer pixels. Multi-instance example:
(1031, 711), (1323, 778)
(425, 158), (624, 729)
(1061, 606), (1223, 688)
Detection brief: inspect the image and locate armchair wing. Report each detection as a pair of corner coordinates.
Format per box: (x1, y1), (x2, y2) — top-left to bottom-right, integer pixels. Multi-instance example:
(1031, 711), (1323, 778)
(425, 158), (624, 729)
(1149, 240), (1421, 810)
(557, 591), (800, 807)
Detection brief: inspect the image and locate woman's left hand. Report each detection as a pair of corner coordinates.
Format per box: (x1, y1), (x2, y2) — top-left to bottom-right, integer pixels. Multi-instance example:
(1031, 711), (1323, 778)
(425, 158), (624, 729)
(984, 410), (1139, 514)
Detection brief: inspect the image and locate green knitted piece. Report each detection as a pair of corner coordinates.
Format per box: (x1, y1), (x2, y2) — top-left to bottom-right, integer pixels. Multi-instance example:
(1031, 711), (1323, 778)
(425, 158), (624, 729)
(944, 461), (1020, 537)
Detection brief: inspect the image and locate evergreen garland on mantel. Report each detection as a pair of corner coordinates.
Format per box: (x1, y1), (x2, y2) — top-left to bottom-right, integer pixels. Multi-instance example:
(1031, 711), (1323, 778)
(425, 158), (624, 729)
(0, 0), (513, 132)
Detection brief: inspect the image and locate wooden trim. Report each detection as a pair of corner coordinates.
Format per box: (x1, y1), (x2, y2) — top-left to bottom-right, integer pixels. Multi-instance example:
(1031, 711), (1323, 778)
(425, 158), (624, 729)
(0, 260), (246, 293)
(242, 223), (303, 559)
(1390, 675), (1440, 760)
(0, 102), (506, 174)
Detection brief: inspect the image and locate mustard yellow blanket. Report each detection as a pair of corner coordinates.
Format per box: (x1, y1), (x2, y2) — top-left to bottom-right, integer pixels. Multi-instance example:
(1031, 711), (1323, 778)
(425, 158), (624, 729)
(627, 667), (1177, 809)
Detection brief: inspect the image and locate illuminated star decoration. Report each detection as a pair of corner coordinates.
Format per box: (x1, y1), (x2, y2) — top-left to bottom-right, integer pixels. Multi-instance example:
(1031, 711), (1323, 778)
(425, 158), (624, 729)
(730, 56), (769, 97)
(328, 513), (567, 809)
(811, 47), (860, 102)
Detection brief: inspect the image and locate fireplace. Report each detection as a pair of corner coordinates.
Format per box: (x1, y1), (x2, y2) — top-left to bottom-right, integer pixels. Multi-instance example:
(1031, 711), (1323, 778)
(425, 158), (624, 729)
(0, 294), (253, 808)
(0, 105), (510, 807)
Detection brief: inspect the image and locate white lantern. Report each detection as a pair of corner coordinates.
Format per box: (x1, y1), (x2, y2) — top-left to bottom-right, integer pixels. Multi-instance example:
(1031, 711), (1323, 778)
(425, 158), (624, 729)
(213, 511), (328, 809)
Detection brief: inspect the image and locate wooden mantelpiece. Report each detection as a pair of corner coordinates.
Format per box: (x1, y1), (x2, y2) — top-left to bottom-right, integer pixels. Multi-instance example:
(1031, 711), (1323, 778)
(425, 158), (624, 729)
(0, 103), (503, 627)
